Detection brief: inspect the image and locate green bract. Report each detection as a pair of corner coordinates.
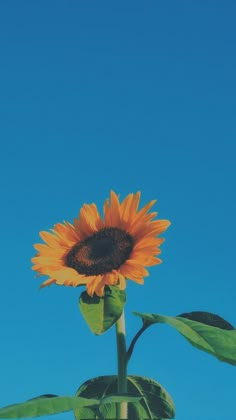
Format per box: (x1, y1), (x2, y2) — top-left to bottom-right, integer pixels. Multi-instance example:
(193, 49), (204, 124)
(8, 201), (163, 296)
(79, 286), (126, 334)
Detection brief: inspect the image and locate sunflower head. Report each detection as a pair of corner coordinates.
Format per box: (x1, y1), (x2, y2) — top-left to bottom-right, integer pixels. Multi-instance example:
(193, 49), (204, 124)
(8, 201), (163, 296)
(32, 191), (171, 297)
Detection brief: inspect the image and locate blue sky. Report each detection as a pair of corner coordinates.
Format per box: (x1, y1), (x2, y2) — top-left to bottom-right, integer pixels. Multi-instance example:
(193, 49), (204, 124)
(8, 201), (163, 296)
(0, 1), (236, 419)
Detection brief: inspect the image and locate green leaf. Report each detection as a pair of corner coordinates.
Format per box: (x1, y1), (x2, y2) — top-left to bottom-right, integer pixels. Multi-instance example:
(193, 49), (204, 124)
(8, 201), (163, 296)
(75, 375), (175, 419)
(0, 396), (99, 419)
(73, 405), (98, 420)
(178, 311), (235, 330)
(79, 286), (126, 335)
(134, 311), (236, 365)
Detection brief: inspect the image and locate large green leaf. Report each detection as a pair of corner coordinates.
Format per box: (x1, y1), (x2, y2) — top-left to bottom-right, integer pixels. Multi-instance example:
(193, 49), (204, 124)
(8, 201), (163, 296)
(75, 375), (175, 419)
(178, 311), (235, 330)
(0, 396), (98, 419)
(79, 286), (126, 334)
(134, 311), (236, 365)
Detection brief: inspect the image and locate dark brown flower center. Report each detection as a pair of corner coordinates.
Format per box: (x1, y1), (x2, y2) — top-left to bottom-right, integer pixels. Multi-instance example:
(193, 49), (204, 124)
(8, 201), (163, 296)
(65, 227), (134, 276)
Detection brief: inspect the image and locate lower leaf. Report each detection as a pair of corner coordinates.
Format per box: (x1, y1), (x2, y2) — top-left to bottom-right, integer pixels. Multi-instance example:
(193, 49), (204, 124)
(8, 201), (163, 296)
(0, 396), (98, 419)
(75, 375), (175, 419)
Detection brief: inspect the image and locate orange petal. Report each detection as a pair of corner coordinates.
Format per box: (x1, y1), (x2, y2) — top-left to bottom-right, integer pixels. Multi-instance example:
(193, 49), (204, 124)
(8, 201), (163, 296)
(34, 243), (50, 251)
(40, 278), (57, 288)
(129, 192), (141, 219)
(31, 259), (62, 272)
(39, 231), (71, 249)
(146, 257), (162, 266)
(130, 251), (162, 266)
(86, 275), (104, 297)
(95, 279), (106, 297)
(130, 199), (156, 225)
(104, 191), (121, 227)
(131, 248), (161, 260)
(76, 203), (104, 237)
(134, 220), (171, 240)
(119, 259), (149, 280)
(50, 268), (86, 285)
(109, 191), (121, 227)
(133, 237), (165, 251)
(32, 265), (48, 273)
(128, 211), (157, 235)
(53, 223), (80, 243)
(33, 246), (64, 258)
(90, 203), (104, 231)
(104, 270), (119, 286)
(120, 193), (134, 229)
(32, 254), (62, 262)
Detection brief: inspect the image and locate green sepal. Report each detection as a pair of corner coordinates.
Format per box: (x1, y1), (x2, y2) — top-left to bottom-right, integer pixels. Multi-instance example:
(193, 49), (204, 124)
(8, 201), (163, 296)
(79, 286), (126, 335)
(0, 395), (99, 419)
(75, 375), (175, 419)
(134, 311), (236, 365)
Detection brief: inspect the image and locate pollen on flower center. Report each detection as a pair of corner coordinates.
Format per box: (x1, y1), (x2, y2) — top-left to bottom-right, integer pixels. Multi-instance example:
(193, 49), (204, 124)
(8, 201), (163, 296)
(65, 227), (134, 276)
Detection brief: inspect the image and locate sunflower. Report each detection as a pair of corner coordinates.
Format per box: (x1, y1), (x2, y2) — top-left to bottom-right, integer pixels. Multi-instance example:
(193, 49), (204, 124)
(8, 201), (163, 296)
(32, 191), (171, 297)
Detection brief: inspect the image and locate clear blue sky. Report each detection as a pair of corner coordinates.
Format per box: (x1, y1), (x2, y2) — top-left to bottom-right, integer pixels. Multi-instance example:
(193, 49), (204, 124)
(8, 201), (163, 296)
(0, 1), (235, 419)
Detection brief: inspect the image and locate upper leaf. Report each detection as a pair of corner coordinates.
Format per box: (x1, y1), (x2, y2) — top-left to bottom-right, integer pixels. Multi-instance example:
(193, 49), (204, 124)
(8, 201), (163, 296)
(75, 375), (175, 419)
(79, 286), (126, 335)
(134, 311), (236, 365)
(178, 311), (234, 330)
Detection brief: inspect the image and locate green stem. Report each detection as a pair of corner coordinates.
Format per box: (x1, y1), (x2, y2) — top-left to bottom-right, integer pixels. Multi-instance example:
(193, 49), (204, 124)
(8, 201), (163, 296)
(116, 310), (128, 419)
(126, 321), (150, 363)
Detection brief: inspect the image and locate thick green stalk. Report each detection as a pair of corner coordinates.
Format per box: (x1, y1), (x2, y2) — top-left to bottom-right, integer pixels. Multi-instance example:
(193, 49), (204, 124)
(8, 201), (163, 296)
(116, 310), (128, 419)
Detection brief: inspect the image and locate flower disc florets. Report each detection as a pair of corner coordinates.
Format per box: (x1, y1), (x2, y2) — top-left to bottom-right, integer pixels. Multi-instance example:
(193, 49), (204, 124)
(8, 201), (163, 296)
(65, 227), (134, 276)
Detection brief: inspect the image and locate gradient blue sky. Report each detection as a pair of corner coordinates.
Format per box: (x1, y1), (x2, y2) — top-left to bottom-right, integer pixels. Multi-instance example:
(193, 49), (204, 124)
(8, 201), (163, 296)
(0, 1), (236, 419)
